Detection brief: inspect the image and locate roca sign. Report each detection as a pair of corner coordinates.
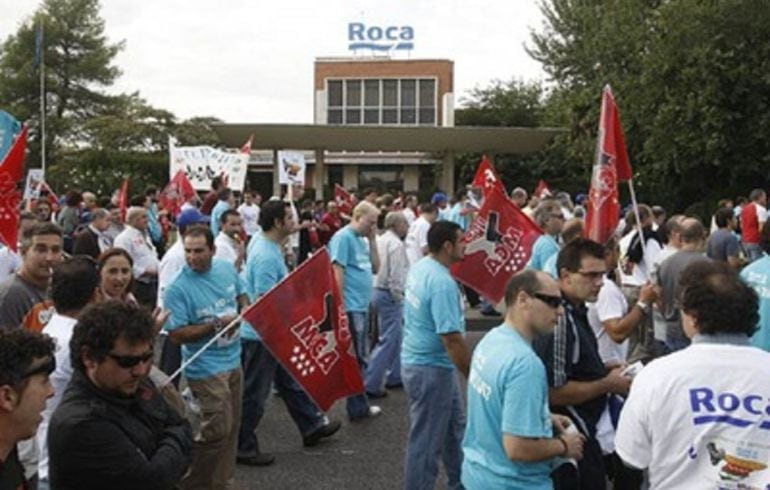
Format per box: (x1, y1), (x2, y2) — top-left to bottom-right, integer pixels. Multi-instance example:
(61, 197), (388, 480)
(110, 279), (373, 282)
(348, 22), (414, 52)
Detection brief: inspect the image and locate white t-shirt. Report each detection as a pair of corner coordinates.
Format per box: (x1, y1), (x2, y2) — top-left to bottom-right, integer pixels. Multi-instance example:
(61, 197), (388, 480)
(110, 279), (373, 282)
(403, 207), (416, 226)
(405, 216), (431, 266)
(214, 233), (241, 270)
(237, 203), (261, 236)
(618, 231), (662, 286)
(0, 246), (21, 282)
(587, 276), (629, 363)
(616, 341), (770, 489)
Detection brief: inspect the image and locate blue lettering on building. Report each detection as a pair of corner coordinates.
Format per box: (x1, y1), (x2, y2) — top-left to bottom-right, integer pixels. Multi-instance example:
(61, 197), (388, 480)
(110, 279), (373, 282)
(348, 22), (414, 51)
(689, 387), (770, 430)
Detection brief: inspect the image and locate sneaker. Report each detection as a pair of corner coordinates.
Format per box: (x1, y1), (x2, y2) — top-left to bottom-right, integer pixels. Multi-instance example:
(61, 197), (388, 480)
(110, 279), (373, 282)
(349, 405), (383, 422)
(236, 452), (276, 466)
(303, 419), (342, 447)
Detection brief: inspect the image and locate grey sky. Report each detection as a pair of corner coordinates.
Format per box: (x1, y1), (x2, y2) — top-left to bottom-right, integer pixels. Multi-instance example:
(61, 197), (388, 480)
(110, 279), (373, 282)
(0, 0), (547, 123)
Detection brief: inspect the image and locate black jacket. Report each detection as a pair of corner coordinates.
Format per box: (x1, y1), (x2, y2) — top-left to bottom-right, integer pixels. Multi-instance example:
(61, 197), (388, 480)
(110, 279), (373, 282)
(48, 370), (192, 490)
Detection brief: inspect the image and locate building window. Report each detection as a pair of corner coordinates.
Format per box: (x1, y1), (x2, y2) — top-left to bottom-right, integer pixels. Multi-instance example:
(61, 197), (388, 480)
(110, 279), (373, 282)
(326, 77), (437, 126)
(358, 165), (404, 192)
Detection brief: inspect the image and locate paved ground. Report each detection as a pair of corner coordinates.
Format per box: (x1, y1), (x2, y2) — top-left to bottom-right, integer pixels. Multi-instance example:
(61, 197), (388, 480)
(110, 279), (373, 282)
(235, 330), (489, 490)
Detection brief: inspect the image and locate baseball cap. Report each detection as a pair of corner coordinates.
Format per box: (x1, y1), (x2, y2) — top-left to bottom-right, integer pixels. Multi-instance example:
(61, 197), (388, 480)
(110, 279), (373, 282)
(177, 208), (210, 229)
(431, 192), (447, 204)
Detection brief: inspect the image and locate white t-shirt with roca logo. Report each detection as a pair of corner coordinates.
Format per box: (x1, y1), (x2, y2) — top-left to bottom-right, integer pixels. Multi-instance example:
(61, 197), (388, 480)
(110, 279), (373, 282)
(616, 342), (770, 489)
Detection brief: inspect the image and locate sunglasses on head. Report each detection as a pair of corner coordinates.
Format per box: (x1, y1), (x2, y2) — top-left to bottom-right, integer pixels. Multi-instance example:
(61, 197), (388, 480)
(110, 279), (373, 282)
(532, 292), (562, 309)
(20, 356), (56, 379)
(108, 350), (154, 369)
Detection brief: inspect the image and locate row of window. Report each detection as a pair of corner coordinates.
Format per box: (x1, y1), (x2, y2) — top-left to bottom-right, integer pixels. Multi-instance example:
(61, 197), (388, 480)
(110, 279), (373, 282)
(327, 78), (437, 126)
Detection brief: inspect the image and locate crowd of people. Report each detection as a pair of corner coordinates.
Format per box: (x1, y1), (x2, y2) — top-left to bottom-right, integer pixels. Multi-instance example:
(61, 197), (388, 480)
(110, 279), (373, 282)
(0, 176), (769, 490)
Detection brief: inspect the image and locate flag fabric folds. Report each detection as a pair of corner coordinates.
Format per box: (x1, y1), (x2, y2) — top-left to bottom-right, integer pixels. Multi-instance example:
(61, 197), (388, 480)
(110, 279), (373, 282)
(159, 171), (197, 217)
(451, 186), (542, 304)
(534, 180), (552, 199)
(334, 184), (353, 216)
(241, 248), (364, 411)
(471, 155), (506, 198)
(0, 126), (29, 251)
(585, 85), (633, 245)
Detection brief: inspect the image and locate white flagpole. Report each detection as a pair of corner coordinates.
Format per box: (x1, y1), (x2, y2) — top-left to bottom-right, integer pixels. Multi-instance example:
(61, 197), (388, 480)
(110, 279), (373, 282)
(626, 178), (649, 281)
(39, 20), (46, 179)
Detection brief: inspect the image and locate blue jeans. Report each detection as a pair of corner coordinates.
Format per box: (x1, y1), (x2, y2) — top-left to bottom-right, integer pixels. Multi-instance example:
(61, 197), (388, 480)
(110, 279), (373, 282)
(402, 364), (465, 490)
(238, 339), (324, 455)
(744, 242), (764, 263)
(346, 311), (372, 419)
(364, 289), (403, 393)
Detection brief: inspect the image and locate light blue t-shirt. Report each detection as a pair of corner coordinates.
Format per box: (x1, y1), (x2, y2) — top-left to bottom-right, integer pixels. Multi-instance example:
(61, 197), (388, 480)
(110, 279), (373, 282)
(402, 256), (465, 369)
(462, 325), (554, 490)
(740, 255), (770, 351)
(241, 236), (287, 341)
(211, 200), (231, 237)
(329, 225), (373, 313)
(446, 202), (471, 231)
(528, 234), (559, 271)
(438, 206), (452, 221)
(164, 259), (246, 380)
(543, 253), (559, 279)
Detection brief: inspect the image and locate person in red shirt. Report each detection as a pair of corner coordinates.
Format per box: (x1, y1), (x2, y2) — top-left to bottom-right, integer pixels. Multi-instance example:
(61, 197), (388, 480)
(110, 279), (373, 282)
(199, 177), (224, 216)
(740, 188), (767, 262)
(318, 200), (343, 246)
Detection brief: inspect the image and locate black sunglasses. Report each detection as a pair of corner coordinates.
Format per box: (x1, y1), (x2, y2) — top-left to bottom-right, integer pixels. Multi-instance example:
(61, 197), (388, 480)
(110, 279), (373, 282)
(20, 356), (56, 379)
(532, 292), (562, 309)
(108, 351), (154, 369)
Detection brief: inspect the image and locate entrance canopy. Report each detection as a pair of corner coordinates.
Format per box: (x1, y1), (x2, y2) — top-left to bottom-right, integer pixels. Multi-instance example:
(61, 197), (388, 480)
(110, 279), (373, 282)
(212, 123), (562, 154)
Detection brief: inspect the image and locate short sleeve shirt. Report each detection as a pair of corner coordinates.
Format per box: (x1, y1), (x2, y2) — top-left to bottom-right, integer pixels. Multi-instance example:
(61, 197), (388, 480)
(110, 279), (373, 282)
(242, 237), (287, 341)
(587, 276), (629, 363)
(528, 234), (559, 271)
(164, 259), (246, 379)
(329, 225), (373, 312)
(462, 325), (554, 490)
(402, 256), (465, 369)
(740, 256), (770, 351)
(706, 229), (740, 262)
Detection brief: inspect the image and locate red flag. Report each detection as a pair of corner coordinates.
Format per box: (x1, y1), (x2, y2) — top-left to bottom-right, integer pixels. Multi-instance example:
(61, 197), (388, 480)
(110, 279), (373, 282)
(534, 180), (552, 199)
(334, 184), (353, 215)
(585, 86), (632, 244)
(159, 171), (197, 217)
(0, 126), (28, 251)
(471, 155), (506, 197)
(451, 186), (542, 304)
(117, 177), (130, 223)
(241, 248), (364, 411)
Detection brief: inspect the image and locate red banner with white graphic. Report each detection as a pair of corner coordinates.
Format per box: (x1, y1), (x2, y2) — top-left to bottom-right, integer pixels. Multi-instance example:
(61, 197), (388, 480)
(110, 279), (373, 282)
(0, 126), (28, 251)
(334, 184), (353, 216)
(471, 155), (506, 198)
(241, 248), (364, 411)
(534, 180), (552, 199)
(159, 170), (197, 217)
(451, 186), (542, 304)
(585, 85), (633, 245)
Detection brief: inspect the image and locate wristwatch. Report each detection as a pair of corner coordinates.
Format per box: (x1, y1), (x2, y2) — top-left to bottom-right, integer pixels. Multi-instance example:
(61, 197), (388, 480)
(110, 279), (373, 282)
(211, 317), (224, 333)
(635, 300), (651, 314)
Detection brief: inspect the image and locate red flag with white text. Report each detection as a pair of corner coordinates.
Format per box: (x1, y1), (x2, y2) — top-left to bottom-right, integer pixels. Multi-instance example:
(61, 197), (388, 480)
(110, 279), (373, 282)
(0, 126), (28, 251)
(117, 177), (130, 223)
(451, 186), (542, 304)
(334, 184), (353, 216)
(585, 86), (632, 244)
(471, 155), (506, 198)
(241, 248), (364, 411)
(534, 180), (552, 199)
(160, 170), (197, 217)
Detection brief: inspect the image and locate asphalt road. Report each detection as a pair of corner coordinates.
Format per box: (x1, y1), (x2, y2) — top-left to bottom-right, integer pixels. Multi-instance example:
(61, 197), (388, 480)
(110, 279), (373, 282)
(235, 330), (487, 490)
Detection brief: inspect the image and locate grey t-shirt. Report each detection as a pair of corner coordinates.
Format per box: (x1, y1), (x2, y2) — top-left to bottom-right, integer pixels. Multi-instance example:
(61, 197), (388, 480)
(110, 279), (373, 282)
(706, 229), (740, 262)
(657, 250), (710, 344)
(0, 274), (48, 330)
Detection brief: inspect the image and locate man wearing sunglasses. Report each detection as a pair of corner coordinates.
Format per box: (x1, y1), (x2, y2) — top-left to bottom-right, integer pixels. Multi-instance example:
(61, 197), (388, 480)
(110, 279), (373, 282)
(462, 270), (586, 489)
(0, 329), (55, 490)
(47, 301), (192, 490)
(534, 238), (633, 489)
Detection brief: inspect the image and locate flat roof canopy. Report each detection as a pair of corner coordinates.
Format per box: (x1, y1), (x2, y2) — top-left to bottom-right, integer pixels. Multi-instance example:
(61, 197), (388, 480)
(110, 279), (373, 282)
(212, 124), (562, 154)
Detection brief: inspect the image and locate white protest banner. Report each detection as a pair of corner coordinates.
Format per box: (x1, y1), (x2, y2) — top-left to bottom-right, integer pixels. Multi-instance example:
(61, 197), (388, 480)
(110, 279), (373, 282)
(23, 169), (44, 200)
(277, 150), (306, 186)
(169, 137), (248, 191)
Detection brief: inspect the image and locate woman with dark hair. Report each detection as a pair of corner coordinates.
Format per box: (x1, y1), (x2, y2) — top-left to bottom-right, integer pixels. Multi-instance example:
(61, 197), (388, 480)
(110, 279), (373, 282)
(97, 248), (137, 305)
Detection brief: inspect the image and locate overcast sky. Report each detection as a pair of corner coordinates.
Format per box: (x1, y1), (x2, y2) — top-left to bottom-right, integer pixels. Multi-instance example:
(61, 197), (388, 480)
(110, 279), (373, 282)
(0, 0), (547, 123)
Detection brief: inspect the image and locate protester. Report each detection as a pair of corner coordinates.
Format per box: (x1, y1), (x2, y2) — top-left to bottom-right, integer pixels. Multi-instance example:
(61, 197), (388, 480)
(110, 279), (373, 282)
(72, 208), (112, 258)
(211, 188), (234, 237)
(48, 301), (192, 490)
(200, 176), (224, 216)
(432, 192), (450, 220)
(510, 187), (528, 208)
(534, 238), (632, 489)
(0, 329), (55, 490)
(365, 211), (409, 398)
(164, 226), (248, 490)
(401, 220), (472, 490)
(616, 261), (770, 489)
(33, 200), (52, 223)
(35, 256), (100, 490)
(739, 221), (770, 351)
(144, 186), (164, 253)
(55, 191), (82, 252)
(0, 212), (36, 282)
(318, 200), (342, 246)
(740, 188), (766, 262)
(237, 190), (261, 239)
(103, 203), (124, 242)
(214, 209), (246, 272)
(239, 201), (340, 466)
(706, 207), (741, 268)
(648, 214), (684, 353)
(114, 206), (159, 308)
(462, 270), (585, 489)
(405, 203), (438, 265)
(402, 194), (418, 225)
(97, 248), (136, 304)
(528, 200), (564, 271)
(543, 217), (584, 279)
(0, 222), (63, 330)
(329, 201), (382, 421)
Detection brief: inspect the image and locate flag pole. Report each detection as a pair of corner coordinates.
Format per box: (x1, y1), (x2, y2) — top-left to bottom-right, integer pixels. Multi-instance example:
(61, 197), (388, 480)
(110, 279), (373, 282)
(39, 20), (46, 179)
(626, 178), (649, 281)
